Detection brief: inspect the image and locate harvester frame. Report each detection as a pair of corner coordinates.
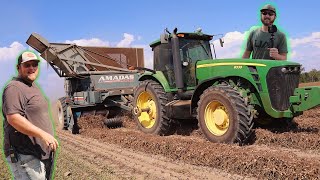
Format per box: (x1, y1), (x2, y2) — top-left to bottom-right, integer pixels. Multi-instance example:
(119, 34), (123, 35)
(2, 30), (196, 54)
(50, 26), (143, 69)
(27, 33), (145, 132)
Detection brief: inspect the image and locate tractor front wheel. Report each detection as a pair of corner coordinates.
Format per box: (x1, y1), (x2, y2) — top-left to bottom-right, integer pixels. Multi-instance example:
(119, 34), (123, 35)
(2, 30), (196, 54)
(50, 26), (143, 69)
(197, 85), (254, 144)
(133, 80), (172, 135)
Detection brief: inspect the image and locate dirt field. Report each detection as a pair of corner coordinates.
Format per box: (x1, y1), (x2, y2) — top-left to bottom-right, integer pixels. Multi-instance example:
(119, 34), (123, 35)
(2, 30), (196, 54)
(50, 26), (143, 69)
(61, 106), (319, 180)
(1, 83), (320, 179)
(299, 81), (320, 87)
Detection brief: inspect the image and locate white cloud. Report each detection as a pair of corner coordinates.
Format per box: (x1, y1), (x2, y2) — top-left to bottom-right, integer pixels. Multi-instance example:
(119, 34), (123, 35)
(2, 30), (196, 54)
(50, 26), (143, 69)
(290, 50), (297, 59)
(0, 42), (25, 61)
(133, 44), (153, 69)
(211, 31), (246, 59)
(287, 32), (320, 71)
(65, 38), (110, 46)
(290, 32), (320, 48)
(38, 68), (64, 101)
(116, 33), (134, 47)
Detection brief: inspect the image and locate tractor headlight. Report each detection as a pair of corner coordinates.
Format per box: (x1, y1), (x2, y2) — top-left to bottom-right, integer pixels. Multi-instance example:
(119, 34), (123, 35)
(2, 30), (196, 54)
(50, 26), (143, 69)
(281, 67), (288, 73)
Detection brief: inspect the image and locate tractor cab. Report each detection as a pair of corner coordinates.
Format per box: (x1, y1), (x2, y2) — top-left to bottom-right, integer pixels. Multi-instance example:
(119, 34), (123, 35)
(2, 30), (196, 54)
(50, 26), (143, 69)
(150, 29), (213, 89)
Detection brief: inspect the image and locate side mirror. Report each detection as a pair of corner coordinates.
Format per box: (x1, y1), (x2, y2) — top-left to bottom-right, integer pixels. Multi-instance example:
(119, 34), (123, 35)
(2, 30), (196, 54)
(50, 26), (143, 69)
(160, 33), (169, 44)
(219, 38), (224, 47)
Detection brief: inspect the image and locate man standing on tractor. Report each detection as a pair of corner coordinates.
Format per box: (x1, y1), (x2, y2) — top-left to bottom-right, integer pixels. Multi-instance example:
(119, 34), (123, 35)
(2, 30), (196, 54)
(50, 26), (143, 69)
(2, 51), (59, 179)
(242, 4), (288, 60)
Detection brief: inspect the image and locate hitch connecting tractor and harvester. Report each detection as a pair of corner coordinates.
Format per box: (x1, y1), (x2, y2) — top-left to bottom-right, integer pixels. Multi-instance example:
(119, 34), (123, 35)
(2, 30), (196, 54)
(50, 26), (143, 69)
(27, 28), (320, 144)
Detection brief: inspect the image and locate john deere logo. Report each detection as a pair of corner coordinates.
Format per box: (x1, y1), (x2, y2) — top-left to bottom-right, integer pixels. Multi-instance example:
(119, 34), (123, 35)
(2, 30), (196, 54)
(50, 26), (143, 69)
(98, 75), (134, 83)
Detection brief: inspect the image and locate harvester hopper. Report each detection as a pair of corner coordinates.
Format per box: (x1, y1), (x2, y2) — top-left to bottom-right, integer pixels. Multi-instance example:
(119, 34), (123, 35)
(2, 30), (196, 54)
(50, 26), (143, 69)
(27, 33), (145, 132)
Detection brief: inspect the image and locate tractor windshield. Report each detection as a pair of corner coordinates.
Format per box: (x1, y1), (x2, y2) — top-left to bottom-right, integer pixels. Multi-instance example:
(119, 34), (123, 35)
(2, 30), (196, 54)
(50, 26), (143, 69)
(179, 39), (212, 63)
(178, 39), (212, 87)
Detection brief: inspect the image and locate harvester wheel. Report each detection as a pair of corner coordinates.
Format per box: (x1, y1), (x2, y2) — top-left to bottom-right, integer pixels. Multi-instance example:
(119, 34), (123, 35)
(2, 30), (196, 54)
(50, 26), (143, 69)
(103, 117), (123, 128)
(67, 106), (79, 134)
(56, 97), (68, 130)
(197, 85), (254, 144)
(133, 80), (172, 135)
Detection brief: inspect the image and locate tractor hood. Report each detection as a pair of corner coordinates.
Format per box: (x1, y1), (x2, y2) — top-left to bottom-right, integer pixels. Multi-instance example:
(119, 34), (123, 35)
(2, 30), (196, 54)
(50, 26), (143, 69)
(196, 58), (301, 83)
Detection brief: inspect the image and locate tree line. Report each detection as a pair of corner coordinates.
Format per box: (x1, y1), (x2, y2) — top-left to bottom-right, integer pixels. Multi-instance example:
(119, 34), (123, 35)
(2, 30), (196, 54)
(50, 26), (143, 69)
(300, 69), (320, 83)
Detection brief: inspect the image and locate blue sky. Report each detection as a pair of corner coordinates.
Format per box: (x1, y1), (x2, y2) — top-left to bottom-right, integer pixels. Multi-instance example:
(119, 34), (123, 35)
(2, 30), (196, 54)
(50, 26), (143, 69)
(0, 0), (319, 100)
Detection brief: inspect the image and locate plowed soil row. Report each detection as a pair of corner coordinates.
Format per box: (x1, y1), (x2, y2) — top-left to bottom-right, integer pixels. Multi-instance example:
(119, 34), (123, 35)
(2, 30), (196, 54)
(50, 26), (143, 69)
(74, 107), (320, 179)
(58, 130), (247, 180)
(254, 108), (320, 151)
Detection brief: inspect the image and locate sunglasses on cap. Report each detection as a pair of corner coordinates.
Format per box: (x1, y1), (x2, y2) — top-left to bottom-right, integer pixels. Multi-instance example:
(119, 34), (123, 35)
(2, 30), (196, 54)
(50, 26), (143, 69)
(22, 62), (39, 68)
(261, 11), (275, 16)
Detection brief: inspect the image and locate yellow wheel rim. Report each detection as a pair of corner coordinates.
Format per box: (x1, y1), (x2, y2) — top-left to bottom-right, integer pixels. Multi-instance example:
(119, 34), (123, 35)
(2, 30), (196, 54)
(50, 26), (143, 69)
(136, 91), (157, 129)
(204, 101), (230, 136)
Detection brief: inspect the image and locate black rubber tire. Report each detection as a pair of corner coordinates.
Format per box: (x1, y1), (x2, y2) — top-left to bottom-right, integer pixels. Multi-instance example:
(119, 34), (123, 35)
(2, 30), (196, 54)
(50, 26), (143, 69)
(133, 80), (172, 135)
(56, 97), (68, 130)
(67, 106), (79, 134)
(197, 85), (254, 144)
(103, 117), (123, 128)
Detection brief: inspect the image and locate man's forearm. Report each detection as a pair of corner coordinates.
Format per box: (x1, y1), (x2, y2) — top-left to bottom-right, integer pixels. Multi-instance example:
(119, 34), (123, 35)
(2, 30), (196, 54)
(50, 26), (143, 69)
(7, 114), (49, 139)
(275, 53), (287, 60)
(242, 50), (251, 59)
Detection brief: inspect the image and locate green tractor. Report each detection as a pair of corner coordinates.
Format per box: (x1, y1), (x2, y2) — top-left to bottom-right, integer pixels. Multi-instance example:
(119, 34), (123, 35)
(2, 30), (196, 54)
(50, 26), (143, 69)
(132, 28), (320, 144)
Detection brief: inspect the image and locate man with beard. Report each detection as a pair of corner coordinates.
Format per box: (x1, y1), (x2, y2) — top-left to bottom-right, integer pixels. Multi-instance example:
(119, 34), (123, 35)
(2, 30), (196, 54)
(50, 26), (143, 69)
(2, 51), (59, 179)
(242, 4), (288, 60)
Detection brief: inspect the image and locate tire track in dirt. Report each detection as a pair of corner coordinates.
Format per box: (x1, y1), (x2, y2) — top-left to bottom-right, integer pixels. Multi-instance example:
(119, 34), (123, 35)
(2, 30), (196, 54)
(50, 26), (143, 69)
(114, 127), (320, 160)
(77, 126), (320, 179)
(58, 130), (248, 180)
(117, 108), (320, 152)
(59, 131), (149, 179)
(60, 106), (320, 179)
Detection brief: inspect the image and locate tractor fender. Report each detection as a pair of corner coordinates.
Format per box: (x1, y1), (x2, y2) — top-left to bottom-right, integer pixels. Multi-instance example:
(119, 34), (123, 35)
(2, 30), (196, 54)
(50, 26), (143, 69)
(138, 73), (171, 92)
(190, 76), (224, 113)
(190, 76), (259, 114)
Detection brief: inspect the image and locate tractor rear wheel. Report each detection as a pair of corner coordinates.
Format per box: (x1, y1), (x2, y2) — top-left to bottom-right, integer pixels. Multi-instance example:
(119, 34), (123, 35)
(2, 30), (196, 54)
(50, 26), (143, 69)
(133, 80), (172, 135)
(197, 85), (254, 144)
(56, 97), (68, 130)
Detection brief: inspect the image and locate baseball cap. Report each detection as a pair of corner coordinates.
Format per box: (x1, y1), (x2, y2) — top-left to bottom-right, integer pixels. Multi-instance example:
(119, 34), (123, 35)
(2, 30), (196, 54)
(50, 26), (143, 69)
(260, 4), (276, 14)
(17, 51), (40, 65)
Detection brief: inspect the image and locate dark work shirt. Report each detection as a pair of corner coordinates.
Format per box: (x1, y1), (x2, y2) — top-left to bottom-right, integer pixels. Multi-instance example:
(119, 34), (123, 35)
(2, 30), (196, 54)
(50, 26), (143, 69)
(245, 28), (288, 59)
(2, 77), (54, 159)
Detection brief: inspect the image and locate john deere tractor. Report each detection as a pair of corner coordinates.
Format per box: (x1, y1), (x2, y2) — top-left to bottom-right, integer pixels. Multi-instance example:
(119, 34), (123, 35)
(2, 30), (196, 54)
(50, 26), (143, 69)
(133, 28), (320, 144)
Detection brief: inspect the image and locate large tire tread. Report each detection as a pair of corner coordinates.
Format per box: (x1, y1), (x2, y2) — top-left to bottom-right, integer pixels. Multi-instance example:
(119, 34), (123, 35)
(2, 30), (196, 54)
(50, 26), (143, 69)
(57, 97), (68, 130)
(197, 85), (254, 144)
(134, 80), (172, 135)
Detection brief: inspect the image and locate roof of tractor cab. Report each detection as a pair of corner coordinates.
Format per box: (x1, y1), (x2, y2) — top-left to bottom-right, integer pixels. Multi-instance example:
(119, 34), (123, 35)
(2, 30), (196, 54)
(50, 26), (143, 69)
(149, 32), (213, 48)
